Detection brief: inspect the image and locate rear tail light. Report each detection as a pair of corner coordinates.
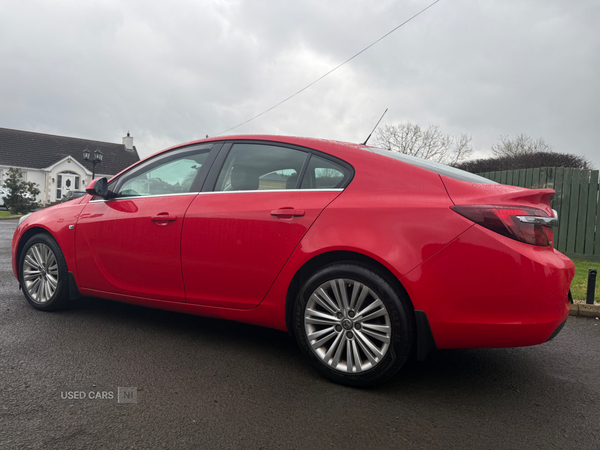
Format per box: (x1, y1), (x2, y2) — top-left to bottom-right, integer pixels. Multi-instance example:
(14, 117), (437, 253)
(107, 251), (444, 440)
(452, 205), (558, 247)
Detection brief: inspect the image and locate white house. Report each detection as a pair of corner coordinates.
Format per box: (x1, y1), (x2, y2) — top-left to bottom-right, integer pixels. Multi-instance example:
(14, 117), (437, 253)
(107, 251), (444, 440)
(0, 128), (140, 205)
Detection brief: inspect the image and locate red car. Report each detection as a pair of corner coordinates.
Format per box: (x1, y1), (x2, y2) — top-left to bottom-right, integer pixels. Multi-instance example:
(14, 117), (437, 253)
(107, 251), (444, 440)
(12, 136), (574, 386)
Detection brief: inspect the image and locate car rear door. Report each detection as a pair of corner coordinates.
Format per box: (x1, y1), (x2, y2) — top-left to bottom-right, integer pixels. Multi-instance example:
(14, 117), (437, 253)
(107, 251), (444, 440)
(75, 143), (217, 301)
(181, 141), (352, 309)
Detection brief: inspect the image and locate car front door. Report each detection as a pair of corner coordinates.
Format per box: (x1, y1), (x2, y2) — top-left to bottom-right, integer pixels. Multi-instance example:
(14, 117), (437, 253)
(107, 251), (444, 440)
(181, 142), (351, 309)
(75, 144), (216, 302)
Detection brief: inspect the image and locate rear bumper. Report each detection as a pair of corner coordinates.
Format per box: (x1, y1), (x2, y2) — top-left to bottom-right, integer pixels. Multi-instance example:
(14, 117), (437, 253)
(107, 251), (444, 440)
(546, 317), (567, 342)
(403, 225), (574, 349)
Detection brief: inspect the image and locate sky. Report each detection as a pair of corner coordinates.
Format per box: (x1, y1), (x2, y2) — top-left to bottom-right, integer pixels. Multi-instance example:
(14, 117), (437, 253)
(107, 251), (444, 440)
(1, 0), (599, 167)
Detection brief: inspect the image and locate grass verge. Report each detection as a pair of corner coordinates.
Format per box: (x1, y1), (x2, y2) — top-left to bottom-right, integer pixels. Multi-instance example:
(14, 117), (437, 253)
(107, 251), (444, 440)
(571, 259), (600, 302)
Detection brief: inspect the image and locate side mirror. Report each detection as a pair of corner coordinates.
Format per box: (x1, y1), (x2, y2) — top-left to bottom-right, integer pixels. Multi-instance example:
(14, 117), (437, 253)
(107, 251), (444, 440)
(86, 177), (109, 198)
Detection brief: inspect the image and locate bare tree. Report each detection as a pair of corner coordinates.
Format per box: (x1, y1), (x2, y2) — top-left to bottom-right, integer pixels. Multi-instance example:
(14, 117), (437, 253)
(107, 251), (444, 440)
(373, 122), (473, 165)
(491, 134), (552, 157)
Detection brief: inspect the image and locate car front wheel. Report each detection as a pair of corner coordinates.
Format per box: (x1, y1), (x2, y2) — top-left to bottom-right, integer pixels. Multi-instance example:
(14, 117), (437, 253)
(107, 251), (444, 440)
(19, 233), (70, 311)
(294, 262), (413, 387)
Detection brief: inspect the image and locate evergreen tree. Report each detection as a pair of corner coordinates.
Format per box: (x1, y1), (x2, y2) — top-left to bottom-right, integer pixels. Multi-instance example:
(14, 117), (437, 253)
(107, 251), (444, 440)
(3, 168), (40, 215)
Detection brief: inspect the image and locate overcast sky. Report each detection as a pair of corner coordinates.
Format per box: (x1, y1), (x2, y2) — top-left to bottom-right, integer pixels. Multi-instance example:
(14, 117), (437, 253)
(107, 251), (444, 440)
(1, 0), (599, 167)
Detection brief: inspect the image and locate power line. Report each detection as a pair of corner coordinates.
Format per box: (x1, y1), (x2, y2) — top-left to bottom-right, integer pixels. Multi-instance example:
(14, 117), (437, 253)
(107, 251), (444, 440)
(212, 0), (441, 136)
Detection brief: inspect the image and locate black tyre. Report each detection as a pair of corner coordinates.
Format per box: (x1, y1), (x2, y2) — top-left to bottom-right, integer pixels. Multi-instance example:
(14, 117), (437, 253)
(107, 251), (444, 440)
(19, 233), (70, 311)
(293, 262), (413, 387)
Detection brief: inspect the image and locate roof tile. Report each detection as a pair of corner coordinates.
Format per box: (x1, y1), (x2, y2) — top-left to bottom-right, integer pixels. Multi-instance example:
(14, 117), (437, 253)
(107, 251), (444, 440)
(0, 127), (140, 175)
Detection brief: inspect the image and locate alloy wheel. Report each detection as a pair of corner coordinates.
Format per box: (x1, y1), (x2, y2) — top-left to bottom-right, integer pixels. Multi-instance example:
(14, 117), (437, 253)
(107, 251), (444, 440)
(22, 243), (59, 303)
(304, 278), (392, 373)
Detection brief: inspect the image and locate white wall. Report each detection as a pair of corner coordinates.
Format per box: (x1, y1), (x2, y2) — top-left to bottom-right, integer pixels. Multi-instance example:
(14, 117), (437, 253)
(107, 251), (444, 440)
(26, 170), (45, 203)
(0, 165), (45, 203)
(1, 159), (116, 204)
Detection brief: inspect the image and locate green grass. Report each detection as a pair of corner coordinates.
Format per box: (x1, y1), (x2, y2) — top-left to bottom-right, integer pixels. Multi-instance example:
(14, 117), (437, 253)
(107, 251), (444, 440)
(0, 211), (18, 217)
(571, 259), (600, 302)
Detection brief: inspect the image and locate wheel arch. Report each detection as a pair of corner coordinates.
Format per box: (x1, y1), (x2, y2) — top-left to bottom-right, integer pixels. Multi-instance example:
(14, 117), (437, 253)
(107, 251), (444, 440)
(284, 250), (415, 338)
(15, 226), (55, 279)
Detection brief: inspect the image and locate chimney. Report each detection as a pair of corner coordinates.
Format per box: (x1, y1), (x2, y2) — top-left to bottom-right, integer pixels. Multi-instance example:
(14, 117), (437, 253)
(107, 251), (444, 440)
(123, 131), (134, 151)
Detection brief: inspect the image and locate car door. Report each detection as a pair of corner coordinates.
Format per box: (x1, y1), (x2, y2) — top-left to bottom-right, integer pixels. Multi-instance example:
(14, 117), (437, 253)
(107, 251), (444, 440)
(181, 141), (352, 309)
(75, 143), (216, 302)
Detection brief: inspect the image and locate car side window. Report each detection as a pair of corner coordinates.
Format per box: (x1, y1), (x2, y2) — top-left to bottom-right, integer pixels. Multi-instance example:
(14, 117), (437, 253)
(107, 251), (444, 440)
(117, 148), (211, 197)
(301, 155), (347, 189)
(215, 144), (309, 191)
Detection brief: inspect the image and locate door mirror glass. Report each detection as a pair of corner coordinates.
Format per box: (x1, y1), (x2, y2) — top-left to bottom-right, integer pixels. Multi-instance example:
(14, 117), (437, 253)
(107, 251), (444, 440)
(86, 177), (108, 197)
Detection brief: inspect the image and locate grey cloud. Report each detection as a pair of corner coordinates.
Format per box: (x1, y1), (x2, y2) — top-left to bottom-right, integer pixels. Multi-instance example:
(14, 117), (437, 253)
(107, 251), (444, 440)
(0, 0), (598, 169)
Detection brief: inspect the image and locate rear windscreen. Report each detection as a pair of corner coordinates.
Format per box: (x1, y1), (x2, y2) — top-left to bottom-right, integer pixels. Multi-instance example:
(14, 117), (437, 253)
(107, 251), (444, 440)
(363, 147), (496, 184)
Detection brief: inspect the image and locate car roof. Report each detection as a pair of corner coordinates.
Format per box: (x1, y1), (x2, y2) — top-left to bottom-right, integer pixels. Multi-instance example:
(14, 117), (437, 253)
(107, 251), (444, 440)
(159, 135), (364, 158)
(109, 135), (368, 181)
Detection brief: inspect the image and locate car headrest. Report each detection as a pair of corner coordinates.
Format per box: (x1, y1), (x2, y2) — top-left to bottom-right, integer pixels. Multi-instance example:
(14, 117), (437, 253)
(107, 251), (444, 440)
(286, 174), (298, 189)
(230, 164), (260, 191)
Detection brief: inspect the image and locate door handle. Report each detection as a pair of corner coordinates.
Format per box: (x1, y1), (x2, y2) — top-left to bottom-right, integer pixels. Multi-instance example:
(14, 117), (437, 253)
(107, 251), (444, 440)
(151, 213), (177, 224)
(271, 208), (305, 218)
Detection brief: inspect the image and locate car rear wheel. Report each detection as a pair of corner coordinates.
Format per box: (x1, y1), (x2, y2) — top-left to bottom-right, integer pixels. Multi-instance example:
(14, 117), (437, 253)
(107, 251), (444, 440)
(19, 233), (70, 311)
(294, 262), (413, 387)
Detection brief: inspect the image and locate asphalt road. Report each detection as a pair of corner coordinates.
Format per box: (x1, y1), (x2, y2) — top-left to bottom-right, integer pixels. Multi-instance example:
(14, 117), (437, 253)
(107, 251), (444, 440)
(1, 219), (599, 449)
